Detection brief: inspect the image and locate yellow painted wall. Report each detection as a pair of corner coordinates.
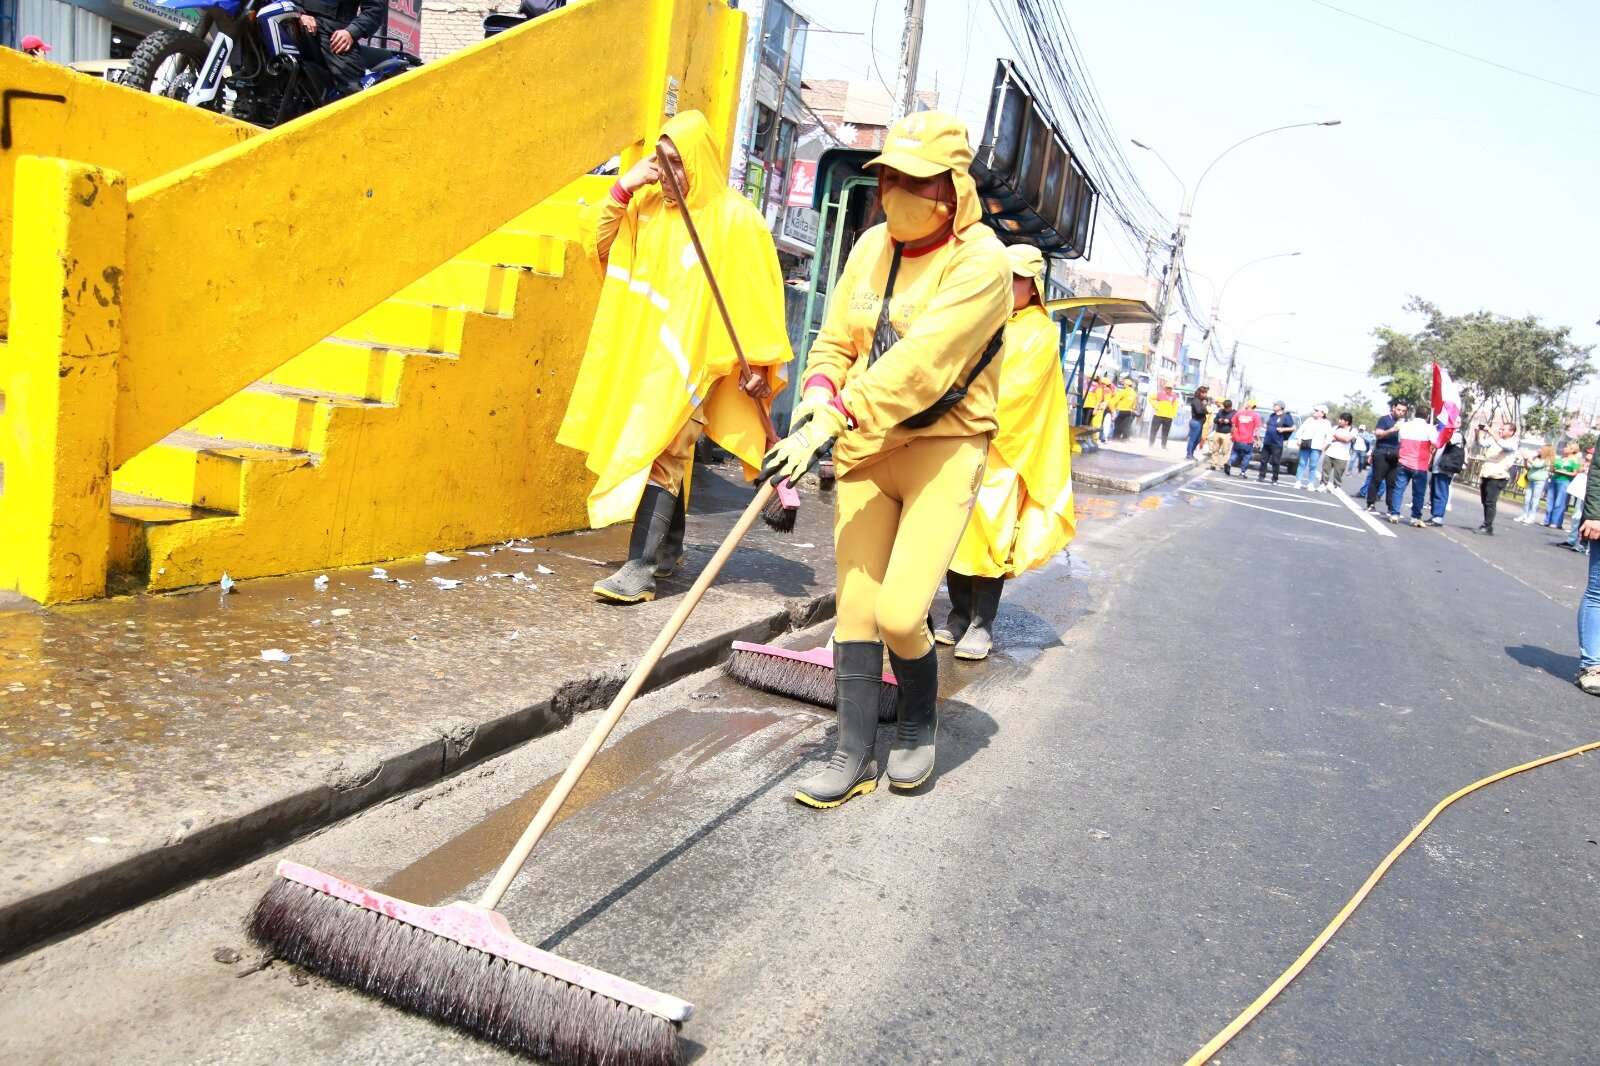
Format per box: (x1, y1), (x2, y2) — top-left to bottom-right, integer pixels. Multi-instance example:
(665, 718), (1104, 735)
(7, 0), (749, 599)
(0, 49), (254, 334)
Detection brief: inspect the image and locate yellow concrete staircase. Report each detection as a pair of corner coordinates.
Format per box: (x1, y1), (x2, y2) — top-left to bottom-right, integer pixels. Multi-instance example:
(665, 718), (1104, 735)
(107, 195), (600, 591)
(2, 0), (749, 603)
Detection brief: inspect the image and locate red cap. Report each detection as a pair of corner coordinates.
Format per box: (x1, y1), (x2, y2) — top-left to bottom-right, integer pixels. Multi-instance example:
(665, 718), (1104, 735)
(21, 34), (51, 53)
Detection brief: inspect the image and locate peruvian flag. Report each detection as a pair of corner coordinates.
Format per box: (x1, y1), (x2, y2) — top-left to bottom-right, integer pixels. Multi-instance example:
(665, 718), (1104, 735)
(1432, 362), (1462, 448)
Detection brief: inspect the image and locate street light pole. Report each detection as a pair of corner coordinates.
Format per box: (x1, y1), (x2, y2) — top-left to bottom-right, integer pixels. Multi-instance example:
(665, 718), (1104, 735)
(890, 0), (928, 122)
(1135, 119), (1340, 358)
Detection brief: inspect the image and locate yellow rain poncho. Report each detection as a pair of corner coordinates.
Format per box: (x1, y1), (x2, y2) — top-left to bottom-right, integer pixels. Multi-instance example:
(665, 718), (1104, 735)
(951, 301), (1076, 578)
(558, 110), (791, 528)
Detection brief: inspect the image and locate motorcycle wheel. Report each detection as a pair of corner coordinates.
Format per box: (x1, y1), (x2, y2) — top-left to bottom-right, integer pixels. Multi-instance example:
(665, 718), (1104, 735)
(124, 29), (214, 104)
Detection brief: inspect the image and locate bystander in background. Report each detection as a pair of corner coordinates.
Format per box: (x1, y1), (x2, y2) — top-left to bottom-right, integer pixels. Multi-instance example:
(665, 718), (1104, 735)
(1473, 422), (1519, 536)
(1322, 413), (1356, 492)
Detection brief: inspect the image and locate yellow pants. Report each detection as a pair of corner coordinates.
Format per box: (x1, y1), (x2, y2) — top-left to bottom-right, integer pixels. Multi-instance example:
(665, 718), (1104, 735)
(834, 435), (987, 659)
(648, 417), (705, 495)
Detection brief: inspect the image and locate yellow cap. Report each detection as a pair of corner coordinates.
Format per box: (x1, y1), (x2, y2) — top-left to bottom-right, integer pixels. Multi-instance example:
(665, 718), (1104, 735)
(866, 110), (974, 179)
(1006, 244), (1047, 305)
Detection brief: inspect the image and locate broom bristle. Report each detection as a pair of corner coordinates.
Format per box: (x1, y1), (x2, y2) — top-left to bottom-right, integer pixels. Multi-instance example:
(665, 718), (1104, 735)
(759, 493), (797, 533)
(725, 647), (899, 721)
(250, 878), (682, 1066)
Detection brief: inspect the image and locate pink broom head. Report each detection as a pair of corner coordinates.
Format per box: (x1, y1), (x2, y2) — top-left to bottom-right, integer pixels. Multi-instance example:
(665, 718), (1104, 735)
(730, 641), (898, 686)
(774, 479), (801, 510)
(271, 860), (693, 1023)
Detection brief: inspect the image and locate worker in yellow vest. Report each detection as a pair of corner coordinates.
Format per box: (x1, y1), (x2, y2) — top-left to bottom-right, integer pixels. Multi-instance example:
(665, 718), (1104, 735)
(1148, 381), (1179, 448)
(561, 111), (792, 604)
(938, 244), (1075, 660)
(1110, 376), (1138, 439)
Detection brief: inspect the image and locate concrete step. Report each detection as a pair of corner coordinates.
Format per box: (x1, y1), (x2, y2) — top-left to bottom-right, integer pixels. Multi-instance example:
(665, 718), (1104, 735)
(188, 382), (389, 455)
(263, 337), (456, 404)
(397, 260), (527, 316)
(457, 228), (570, 277)
(112, 430), (315, 513)
(335, 299), (479, 354)
(107, 490), (235, 582)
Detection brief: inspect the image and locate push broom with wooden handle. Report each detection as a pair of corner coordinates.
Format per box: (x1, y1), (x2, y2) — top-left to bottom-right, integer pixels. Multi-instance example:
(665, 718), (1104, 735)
(249, 150), (804, 1066)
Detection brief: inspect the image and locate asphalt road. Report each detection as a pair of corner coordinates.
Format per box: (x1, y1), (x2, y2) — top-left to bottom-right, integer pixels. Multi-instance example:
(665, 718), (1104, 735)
(3, 470), (1596, 1065)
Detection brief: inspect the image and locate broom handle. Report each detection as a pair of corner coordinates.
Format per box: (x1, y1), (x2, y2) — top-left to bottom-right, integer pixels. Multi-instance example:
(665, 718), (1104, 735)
(479, 482), (776, 910)
(655, 146), (780, 450)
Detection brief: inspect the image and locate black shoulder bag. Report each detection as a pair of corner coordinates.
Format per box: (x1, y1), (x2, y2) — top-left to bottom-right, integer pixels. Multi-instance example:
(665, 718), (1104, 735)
(866, 244), (1003, 430)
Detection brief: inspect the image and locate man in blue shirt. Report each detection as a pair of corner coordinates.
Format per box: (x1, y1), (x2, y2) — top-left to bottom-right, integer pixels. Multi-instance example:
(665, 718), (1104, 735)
(1365, 399), (1407, 513)
(1259, 402), (1296, 483)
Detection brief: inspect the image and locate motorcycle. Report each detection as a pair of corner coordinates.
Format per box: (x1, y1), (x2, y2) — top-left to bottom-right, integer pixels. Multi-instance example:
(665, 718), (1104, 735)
(123, 0), (421, 128)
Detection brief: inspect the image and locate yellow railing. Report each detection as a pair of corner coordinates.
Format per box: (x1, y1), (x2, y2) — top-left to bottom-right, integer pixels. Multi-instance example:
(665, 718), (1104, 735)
(1, 0), (745, 602)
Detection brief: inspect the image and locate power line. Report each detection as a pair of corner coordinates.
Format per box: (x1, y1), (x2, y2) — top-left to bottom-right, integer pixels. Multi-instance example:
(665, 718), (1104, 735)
(1237, 340), (1374, 377)
(1305, 0), (1600, 102)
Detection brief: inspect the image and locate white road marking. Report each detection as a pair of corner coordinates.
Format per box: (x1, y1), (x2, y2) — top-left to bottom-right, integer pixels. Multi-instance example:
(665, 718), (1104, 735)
(1199, 479), (1341, 507)
(1330, 486), (1398, 537)
(1180, 488), (1367, 533)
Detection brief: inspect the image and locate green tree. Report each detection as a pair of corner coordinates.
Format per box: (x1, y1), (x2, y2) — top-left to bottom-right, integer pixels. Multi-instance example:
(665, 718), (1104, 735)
(1370, 297), (1592, 426)
(1323, 391), (1378, 428)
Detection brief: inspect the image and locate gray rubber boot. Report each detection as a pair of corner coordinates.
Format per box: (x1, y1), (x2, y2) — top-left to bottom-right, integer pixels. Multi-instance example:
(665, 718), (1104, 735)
(885, 646), (938, 790)
(953, 577), (1003, 661)
(794, 640), (883, 809)
(932, 570), (972, 646)
(593, 484), (675, 603)
(654, 488), (687, 577)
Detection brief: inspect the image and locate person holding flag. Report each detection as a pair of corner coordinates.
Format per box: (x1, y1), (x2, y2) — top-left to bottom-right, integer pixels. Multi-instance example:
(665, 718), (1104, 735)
(1391, 408), (1436, 526)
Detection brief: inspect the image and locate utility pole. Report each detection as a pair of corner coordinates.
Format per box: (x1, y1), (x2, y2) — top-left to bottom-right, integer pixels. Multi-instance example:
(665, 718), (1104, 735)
(890, 0), (927, 122)
(759, 17), (801, 226)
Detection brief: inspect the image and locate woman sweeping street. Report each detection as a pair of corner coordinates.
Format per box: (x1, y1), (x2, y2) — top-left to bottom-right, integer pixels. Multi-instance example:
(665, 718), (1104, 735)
(761, 111), (1011, 809)
(935, 245), (1075, 661)
(559, 111), (790, 604)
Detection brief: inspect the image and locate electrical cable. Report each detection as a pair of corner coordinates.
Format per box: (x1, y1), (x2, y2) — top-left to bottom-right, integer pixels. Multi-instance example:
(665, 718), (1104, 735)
(866, 0), (895, 97)
(1305, 0), (1600, 102)
(1185, 739), (1600, 1066)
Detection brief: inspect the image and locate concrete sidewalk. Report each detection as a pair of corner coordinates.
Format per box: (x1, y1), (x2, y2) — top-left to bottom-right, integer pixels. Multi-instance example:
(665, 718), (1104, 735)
(1073, 432), (1197, 493)
(0, 463), (838, 958)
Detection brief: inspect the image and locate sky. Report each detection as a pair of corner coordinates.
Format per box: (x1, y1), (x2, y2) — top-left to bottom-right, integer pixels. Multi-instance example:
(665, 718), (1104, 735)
(788, 0), (1600, 411)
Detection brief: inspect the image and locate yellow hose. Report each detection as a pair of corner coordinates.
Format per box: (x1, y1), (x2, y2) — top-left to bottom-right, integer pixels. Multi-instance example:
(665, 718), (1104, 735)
(1185, 739), (1600, 1066)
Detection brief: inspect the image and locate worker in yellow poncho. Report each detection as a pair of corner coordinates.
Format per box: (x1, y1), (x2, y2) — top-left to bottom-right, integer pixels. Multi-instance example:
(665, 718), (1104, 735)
(760, 111), (1011, 808)
(936, 244), (1075, 660)
(559, 110), (791, 604)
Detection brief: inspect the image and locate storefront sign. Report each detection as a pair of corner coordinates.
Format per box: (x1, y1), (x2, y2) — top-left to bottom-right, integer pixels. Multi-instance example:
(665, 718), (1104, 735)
(787, 159), (817, 208)
(385, 0), (423, 55)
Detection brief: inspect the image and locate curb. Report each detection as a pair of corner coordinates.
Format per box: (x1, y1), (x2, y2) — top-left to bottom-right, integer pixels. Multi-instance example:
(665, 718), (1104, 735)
(1074, 458), (1198, 494)
(0, 592), (836, 962)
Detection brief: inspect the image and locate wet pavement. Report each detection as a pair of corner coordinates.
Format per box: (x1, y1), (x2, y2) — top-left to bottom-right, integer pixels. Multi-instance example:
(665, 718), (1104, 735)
(0, 458), (1159, 959)
(3, 465), (1593, 1065)
(1073, 440), (1196, 492)
(0, 463), (838, 955)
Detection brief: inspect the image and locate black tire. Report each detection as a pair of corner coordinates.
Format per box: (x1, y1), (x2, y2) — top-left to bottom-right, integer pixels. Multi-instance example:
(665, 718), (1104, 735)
(124, 29), (212, 100)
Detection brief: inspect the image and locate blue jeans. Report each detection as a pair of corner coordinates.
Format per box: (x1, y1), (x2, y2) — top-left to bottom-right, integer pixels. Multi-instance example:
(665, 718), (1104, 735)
(1296, 448), (1323, 488)
(1567, 512), (1587, 549)
(1546, 478), (1572, 527)
(1185, 419), (1205, 459)
(1228, 442), (1253, 472)
(1523, 480), (1546, 520)
(1355, 465), (1373, 500)
(1579, 544), (1600, 668)
(1391, 466), (1428, 518)
(1430, 473), (1451, 519)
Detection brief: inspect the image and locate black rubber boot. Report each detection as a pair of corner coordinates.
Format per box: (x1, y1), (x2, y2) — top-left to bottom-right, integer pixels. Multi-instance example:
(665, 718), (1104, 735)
(885, 646), (938, 790)
(594, 484), (675, 603)
(795, 641), (883, 808)
(954, 576), (1003, 661)
(932, 570), (972, 646)
(654, 487), (687, 578)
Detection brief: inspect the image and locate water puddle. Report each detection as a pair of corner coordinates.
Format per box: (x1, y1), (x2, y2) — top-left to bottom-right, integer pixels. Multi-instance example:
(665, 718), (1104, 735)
(376, 707), (794, 904)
